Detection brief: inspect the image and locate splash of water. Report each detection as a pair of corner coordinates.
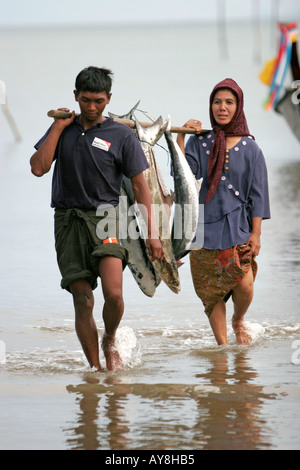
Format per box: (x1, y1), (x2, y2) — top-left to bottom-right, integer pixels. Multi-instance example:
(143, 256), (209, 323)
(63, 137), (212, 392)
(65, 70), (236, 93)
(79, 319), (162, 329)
(227, 321), (266, 345)
(112, 326), (142, 368)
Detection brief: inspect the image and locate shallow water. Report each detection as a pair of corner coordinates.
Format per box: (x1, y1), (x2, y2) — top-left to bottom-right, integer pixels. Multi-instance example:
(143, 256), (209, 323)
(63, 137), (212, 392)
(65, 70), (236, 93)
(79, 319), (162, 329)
(0, 21), (300, 450)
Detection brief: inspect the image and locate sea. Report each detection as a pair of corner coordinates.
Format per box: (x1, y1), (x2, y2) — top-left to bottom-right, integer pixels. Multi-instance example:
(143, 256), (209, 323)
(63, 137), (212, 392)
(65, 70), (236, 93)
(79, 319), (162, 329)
(0, 20), (300, 451)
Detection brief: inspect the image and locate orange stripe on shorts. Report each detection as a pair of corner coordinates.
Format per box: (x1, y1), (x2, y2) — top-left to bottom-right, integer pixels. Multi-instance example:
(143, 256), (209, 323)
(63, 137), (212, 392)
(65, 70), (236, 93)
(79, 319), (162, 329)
(103, 237), (118, 244)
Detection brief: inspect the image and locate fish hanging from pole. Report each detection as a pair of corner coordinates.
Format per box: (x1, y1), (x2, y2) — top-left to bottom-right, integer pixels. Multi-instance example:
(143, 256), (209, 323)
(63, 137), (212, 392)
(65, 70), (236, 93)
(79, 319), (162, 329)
(134, 116), (180, 294)
(164, 119), (202, 261)
(110, 104), (180, 294)
(109, 101), (161, 297)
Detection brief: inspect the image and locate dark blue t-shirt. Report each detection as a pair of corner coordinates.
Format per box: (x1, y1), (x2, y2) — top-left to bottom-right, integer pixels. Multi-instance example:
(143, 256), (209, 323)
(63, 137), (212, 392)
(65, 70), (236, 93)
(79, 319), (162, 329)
(35, 117), (149, 209)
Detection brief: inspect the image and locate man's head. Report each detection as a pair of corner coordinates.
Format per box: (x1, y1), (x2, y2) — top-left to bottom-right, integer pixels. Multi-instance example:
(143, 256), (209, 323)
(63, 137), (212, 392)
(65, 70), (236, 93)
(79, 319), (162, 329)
(74, 66), (113, 124)
(75, 66), (113, 96)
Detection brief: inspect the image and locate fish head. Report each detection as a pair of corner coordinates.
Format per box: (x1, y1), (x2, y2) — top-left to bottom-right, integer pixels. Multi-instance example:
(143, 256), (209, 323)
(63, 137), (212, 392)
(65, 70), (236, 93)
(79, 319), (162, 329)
(108, 100), (140, 120)
(135, 116), (169, 146)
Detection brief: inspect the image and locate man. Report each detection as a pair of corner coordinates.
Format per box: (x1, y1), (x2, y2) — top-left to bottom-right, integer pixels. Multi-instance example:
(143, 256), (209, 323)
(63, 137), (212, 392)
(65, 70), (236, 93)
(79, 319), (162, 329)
(30, 66), (163, 371)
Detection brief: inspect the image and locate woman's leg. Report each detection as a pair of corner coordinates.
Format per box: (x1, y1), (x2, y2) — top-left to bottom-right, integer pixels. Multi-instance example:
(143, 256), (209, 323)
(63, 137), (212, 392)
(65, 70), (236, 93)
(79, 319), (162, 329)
(209, 300), (228, 345)
(231, 267), (254, 345)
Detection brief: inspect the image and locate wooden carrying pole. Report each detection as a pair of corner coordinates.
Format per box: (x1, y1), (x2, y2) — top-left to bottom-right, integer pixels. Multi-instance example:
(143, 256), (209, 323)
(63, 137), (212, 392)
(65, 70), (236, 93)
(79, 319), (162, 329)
(47, 109), (208, 135)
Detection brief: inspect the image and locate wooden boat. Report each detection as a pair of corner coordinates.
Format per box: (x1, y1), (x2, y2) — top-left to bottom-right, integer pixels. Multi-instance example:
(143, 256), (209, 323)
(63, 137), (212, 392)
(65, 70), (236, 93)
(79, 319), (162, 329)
(274, 25), (300, 141)
(275, 87), (300, 141)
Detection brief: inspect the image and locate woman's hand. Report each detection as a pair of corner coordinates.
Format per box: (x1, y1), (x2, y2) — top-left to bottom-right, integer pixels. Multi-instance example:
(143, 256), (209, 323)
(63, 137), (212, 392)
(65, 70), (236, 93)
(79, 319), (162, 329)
(246, 233), (261, 256)
(247, 217), (262, 256)
(177, 119), (202, 154)
(184, 119), (202, 134)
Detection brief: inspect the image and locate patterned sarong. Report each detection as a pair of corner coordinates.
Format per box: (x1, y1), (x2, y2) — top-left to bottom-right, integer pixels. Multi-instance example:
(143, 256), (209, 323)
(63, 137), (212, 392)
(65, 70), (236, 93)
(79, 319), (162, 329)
(189, 244), (257, 317)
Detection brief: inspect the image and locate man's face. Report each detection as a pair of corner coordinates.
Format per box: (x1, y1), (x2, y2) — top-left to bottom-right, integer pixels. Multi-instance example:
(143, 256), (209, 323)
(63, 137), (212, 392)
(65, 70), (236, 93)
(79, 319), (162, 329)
(74, 90), (111, 123)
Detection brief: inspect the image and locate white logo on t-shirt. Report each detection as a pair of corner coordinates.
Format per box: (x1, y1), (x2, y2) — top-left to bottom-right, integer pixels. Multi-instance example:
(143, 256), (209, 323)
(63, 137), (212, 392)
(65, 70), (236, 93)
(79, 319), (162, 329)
(92, 137), (111, 151)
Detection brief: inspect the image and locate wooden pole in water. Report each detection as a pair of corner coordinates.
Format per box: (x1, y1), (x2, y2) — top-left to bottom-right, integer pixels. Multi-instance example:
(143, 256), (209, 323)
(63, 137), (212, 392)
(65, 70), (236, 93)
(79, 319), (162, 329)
(0, 81), (22, 141)
(270, 0), (280, 50)
(252, 0), (262, 64)
(217, 0), (228, 60)
(2, 103), (22, 141)
(47, 109), (210, 135)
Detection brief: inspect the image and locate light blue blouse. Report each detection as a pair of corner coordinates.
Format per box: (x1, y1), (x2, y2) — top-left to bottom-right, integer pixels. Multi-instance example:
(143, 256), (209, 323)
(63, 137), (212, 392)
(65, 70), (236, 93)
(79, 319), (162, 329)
(185, 131), (271, 250)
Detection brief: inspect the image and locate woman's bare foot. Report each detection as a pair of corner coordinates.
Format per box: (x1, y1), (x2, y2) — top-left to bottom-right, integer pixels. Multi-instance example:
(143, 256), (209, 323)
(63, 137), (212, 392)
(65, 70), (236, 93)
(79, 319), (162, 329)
(101, 333), (124, 371)
(232, 318), (252, 345)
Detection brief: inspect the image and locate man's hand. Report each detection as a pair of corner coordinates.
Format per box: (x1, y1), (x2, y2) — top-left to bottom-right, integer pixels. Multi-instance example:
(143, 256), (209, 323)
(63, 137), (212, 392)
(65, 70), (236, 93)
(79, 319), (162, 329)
(53, 108), (76, 129)
(130, 172), (165, 262)
(30, 108), (76, 177)
(146, 237), (164, 262)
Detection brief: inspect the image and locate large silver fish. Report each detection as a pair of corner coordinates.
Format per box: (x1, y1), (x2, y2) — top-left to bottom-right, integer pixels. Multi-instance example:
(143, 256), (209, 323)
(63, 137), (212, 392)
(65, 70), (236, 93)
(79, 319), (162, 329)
(109, 101), (160, 297)
(135, 117), (180, 294)
(120, 177), (160, 297)
(164, 118), (202, 260)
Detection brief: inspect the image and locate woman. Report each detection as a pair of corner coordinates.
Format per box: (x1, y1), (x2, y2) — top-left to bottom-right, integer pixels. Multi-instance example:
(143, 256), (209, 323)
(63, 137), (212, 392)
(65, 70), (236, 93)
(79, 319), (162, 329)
(177, 78), (270, 346)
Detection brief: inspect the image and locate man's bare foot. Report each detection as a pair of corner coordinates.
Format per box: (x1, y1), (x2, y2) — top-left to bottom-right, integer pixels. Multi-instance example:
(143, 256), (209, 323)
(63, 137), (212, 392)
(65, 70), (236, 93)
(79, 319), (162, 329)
(101, 333), (124, 371)
(232, 318), (252, 345)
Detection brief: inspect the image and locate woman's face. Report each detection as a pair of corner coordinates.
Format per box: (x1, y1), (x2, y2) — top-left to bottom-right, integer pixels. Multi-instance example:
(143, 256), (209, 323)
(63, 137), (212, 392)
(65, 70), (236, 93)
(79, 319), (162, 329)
(212, 89), (237, 126)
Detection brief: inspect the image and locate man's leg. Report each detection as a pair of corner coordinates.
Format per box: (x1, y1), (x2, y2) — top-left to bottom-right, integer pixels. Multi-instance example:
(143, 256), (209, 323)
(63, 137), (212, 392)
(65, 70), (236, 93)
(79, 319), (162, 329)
(70, 279), (102, 371)
(99, 256), (124, 371)
(209, 300), (228, 345)
(231, 268), (254, 345)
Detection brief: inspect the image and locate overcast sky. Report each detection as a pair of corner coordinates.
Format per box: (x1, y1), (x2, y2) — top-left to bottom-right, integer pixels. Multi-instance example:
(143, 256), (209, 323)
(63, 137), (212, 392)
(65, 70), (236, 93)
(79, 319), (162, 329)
(1, 0), (299, 28)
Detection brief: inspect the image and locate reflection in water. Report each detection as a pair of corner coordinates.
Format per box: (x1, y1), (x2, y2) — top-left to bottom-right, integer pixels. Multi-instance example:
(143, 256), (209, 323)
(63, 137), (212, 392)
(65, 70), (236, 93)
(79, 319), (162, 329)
(64, 349), (275, 450)
(192, 349), (273, 450)
(279, 161), (300, 204)
(64, 375), (132, 450)
(278, 161), (300, 272)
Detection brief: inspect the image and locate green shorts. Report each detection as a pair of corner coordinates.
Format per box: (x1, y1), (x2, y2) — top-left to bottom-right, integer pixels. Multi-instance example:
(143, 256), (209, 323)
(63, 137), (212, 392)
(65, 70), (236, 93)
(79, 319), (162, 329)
(54, 207), (128, 292)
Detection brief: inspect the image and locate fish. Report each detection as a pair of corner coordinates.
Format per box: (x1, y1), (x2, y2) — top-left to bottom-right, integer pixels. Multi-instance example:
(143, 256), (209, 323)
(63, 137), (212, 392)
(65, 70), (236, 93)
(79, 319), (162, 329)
(164, 118), (202, 260)
(108, 100), (140, 120)
(109, 101), (160, 296)
(119, 178), (160, 297)
(135, 116), (180, 294)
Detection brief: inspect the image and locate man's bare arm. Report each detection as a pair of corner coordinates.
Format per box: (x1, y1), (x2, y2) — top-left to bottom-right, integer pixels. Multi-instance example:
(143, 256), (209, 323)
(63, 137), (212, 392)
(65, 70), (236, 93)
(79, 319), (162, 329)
(30, 109), (75, 177)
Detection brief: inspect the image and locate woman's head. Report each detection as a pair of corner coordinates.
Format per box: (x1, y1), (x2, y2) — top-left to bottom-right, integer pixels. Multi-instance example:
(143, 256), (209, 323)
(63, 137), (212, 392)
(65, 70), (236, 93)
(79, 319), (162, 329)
(211, 88), (237, 127)
(209, 78), (248, 135)
(205, 78), (252, 202)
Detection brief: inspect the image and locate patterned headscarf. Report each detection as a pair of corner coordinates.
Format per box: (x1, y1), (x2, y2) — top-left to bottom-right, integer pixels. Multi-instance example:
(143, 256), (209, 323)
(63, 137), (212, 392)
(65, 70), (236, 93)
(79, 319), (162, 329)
(205, 78), (254, 203)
